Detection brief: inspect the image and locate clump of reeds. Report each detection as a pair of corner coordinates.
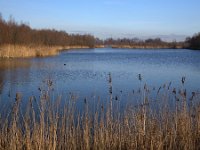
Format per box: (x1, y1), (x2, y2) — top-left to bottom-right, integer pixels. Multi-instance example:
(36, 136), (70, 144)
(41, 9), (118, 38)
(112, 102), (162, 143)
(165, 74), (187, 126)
(0, 77), (200, 150)
(0, 44), (59, 58)
(0, 44), (91, 58)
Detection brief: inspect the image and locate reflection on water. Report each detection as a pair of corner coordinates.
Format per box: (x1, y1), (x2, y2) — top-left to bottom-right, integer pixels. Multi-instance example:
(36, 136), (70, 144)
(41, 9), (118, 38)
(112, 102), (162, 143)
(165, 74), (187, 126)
(0, 48), (200, 106)
(0, 59), (31, 69)
(0, 59), (31, 94)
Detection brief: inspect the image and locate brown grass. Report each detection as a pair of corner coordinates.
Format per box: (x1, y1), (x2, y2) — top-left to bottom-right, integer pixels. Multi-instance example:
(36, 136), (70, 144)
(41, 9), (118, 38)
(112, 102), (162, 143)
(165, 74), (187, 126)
(0, 44), (60, 58)
(0, 80), (200, 150)
(0, 44), (91, 58)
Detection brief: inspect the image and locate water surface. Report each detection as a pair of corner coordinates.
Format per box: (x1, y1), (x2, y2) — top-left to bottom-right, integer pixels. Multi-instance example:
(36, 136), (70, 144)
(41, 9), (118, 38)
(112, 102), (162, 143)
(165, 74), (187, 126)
(0, 48), (200, 106)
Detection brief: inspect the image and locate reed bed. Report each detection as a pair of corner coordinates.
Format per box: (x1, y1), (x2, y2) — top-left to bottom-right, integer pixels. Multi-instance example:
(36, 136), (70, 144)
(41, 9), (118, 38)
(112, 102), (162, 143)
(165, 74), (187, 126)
(0, 44), (91, 58)
(0, 44), (60, 58)
(0, 77), (200, 150)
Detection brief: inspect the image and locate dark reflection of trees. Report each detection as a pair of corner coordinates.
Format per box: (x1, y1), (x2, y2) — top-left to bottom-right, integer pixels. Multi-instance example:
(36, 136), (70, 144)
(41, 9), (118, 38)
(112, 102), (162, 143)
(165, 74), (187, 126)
(0, 59), (31, 70)
(0, 59), (32, 94)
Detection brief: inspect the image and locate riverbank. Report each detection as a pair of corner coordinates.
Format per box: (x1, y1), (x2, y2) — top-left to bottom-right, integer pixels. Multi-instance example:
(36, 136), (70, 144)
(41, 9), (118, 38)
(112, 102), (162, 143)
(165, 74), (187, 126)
(111, 44), (183, 49)
(0, 44), (91, 58)
(0, 44), (191, 58)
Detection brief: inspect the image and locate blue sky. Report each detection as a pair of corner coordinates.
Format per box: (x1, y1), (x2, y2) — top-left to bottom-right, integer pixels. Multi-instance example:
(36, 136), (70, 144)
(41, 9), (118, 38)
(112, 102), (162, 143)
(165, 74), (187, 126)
(0, 0), (200, 41)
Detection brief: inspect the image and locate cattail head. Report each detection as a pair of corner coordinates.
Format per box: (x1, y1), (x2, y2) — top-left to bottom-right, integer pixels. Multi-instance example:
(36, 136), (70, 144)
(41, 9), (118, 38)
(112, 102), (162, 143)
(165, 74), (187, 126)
(108, 72), (112, 83)
(181, 76), (186, 85)
(138, 74), (142, 81)
(15, 92), (22, 102)
(192, 92), (196, 97)
(101, 105), (104, 111)
(38, 87), (41, 92)
(172, 88), (176, 95)
(47, 79), (53, 87)
(84, 98), (87, 104)
(115, 96), (118, 101)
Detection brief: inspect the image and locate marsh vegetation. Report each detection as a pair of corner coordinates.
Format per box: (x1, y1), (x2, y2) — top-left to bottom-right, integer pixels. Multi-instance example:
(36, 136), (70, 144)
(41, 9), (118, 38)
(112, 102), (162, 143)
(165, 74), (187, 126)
(0, 75), (200, 150)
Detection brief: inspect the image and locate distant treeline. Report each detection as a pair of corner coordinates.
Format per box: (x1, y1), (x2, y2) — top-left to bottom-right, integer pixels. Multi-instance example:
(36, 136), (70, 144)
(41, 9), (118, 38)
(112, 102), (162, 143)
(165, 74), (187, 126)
(185, 33), (200, 50)
(103, 34), (200, 50)
(103, 38), (183, 49)
(0, 15), (95, 48)
(0, 14), (200, 50)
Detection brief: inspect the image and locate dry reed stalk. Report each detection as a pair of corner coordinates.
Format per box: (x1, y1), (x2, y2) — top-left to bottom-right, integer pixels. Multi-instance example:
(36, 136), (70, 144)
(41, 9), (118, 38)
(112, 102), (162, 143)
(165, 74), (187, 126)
(0, 44), (91, 58)
(0, 44), (59, 58)
(0, 78), (199, 149)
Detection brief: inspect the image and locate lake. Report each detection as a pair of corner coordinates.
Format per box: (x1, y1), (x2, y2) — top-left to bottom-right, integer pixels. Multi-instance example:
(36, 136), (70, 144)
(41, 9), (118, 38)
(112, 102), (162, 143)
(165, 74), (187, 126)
(0, 48), (200, 107)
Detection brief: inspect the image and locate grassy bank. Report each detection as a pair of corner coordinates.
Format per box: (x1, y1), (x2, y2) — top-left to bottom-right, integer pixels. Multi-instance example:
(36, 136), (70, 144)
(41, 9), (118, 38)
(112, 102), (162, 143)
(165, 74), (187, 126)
(0, 43), (188, 58)
(0, 79), (200, 150)
(111, 44), (183, 49)
(0, 45), (91, 58)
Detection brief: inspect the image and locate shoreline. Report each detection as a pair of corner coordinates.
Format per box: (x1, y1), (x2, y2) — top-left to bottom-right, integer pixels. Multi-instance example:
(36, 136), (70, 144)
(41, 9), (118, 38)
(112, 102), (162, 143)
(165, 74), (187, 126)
(111, 44), (184, 49)
(0, 44), (191, 58)
(0, 45), (91, 58)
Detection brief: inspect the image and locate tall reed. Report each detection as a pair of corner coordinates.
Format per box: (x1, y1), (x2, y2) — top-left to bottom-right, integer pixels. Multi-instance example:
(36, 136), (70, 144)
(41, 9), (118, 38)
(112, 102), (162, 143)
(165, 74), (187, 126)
(0, 77), (199, 150)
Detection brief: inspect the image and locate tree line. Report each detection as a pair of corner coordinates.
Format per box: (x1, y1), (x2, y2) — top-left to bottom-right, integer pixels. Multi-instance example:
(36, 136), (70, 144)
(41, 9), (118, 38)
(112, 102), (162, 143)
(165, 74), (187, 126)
(103, 35), (200, 50)
(185, 33), (200, 50)
(0, 14), (199, 50)
(103, 37), (182, 48)
(0, 15), (95, 48)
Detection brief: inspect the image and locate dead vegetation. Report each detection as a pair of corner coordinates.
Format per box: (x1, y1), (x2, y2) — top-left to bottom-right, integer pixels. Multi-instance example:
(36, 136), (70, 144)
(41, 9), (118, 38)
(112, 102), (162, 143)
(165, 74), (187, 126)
(0, 77), (200, 150)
